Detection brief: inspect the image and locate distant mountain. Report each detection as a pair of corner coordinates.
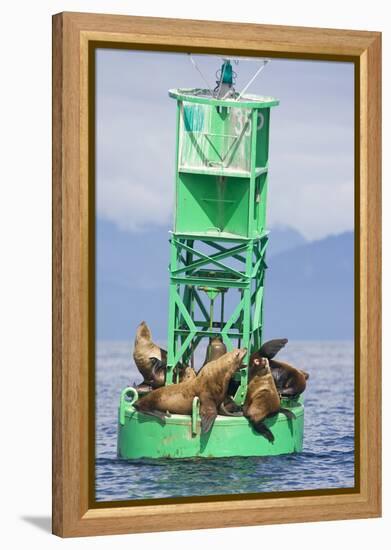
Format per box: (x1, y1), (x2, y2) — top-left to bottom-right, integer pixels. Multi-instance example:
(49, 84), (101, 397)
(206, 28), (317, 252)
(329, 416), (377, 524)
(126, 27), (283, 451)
(263, 232), (354, 340)
(267, 225), (307, 257)
(96, 219), (354, 341)
(96, 220), (170, 340)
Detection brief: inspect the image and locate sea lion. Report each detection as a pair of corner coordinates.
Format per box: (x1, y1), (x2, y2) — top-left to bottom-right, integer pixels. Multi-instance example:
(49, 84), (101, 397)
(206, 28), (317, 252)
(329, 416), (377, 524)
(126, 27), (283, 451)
(243, 357), (294, 442)
(134, 348), (247, 433)
(199, 337), (241, 416)
(149, 357), (196, 388)
(249, 338), (288, 365)
(218, 395), (243, 416)
(203, 337), (227, 366)
(133, 321), (192, 389)
(269, 359), (309, 397)
(249, 338), (308, 397)
(133, 321), (167, 387)
(227, 338), (289, 398)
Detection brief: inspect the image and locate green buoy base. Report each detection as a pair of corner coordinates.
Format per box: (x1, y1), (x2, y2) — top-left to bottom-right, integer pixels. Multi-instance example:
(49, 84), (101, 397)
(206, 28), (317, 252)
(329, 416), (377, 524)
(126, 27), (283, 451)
(117, 388), (304, 459)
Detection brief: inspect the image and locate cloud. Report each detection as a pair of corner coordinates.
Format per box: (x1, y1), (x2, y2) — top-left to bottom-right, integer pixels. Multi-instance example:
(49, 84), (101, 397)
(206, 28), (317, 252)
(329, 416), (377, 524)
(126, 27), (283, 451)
(96, 96), (175, 232)
(96, 51), (354, 240)
(268, 179), (354, 240)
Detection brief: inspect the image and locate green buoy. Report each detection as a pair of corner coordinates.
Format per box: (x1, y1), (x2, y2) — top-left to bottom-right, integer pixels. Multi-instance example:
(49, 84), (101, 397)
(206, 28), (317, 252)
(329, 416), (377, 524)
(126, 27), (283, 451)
(118, 58), (304, 459)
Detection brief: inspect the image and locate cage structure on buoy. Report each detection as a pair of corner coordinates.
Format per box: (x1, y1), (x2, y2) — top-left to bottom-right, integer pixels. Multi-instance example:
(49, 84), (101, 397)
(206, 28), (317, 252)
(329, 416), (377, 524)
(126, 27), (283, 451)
(118, 58), (304, 459)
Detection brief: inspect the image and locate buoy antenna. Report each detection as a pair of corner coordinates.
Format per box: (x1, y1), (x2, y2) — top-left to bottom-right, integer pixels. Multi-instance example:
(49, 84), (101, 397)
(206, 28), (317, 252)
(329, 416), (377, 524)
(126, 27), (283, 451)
(234, 59), (271, 101)
(188, 54), (214, 96)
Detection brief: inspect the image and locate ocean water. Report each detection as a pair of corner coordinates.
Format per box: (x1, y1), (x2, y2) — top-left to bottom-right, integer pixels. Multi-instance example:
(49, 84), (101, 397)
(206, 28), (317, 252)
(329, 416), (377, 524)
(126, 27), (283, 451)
(95, 340), (355, 501)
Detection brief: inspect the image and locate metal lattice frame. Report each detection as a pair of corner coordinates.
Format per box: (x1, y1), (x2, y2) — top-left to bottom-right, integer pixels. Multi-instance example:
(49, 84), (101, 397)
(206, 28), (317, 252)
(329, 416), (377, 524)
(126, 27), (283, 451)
(166, 234), (268, 402)
(165, 88), (278, 404)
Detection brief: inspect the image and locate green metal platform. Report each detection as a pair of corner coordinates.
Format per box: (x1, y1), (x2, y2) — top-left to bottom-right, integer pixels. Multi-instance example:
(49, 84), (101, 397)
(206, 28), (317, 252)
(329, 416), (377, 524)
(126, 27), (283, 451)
(118, 388), (304, 459)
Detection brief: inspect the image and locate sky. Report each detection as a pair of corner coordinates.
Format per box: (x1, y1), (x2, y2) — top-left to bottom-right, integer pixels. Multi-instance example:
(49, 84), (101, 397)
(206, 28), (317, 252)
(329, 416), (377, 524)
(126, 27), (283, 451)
(96, 49), (354, 241)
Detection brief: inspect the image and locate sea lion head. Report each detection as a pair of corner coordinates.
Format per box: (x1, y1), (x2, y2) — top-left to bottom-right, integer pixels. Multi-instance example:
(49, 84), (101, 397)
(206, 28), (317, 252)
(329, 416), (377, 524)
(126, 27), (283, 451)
(179, 365), (196, 382)
(223, 347), (248, 376)
(203, 336), (228, 365)
(135, 320), (152, 343)
(249, 356), (271, 378)
(199, 348), (247, 380)
(235, 347), (248, 366)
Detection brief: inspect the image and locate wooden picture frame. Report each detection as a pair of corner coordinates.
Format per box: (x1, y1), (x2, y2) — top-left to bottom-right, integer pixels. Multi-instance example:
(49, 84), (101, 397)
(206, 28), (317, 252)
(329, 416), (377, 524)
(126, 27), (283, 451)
(52, 11), (381, 537)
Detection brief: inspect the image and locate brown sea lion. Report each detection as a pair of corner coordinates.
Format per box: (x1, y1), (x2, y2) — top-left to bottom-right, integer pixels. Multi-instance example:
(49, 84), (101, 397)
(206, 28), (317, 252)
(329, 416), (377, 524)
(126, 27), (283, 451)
(203, 337), (227, 366)
(133, 321), (192, 389)
(133, 321), (167, 387)
(134, 348), (247, 433)
(200, 337), (241, 416)
(227, 338), (289, 398)
(249, 338), (308, 397)
(180, 364), (197, 381)
(243, 357), (295, 442)
(269, 359), (309, 397)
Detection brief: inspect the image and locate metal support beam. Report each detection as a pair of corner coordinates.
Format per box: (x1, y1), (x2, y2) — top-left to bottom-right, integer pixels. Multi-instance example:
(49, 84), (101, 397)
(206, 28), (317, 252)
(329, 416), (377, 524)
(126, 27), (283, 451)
(167, 234), (268, 380)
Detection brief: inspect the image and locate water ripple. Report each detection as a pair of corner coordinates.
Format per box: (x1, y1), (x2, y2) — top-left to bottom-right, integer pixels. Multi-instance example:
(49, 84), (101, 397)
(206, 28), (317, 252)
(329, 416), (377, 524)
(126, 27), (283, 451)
(95, 340), (355, 501)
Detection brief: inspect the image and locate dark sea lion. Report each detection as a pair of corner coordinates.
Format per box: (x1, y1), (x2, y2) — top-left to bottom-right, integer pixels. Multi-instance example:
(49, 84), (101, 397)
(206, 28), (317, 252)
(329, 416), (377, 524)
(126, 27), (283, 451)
(269, 359), (309, 397)
(218, 395), (243, 417)
(149, 357), (196, 388)
(249, 338), (288, 365)
(203, 337), (227, 366)
(243, 357), (288, 442)
(134, 348), (247, 433)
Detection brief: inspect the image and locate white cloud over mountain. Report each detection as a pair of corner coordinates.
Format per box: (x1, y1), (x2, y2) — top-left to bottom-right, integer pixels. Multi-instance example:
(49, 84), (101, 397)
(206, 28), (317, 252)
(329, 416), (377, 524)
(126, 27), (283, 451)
(96, 51), (354, 241)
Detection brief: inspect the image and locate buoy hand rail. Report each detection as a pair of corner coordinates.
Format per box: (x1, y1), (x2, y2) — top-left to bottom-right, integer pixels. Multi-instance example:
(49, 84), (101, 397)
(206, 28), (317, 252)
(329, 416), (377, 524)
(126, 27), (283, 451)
(119, 387), (138, 426)
(192, 396), (200, 436)
(119, 388), (201, 436)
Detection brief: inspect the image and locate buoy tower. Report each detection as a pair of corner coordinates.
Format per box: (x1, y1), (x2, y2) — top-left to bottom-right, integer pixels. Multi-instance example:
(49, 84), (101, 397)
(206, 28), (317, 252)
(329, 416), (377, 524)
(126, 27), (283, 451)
(166, 59), (279, 404)
(117, 59), (305, 459)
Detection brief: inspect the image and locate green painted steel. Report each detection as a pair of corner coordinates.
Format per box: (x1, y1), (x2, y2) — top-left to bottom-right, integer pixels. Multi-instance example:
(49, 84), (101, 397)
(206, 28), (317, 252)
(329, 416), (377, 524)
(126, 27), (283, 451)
(118, 389), (303, 459)
(169, 88), (279, 109)
(166, 235), (268, 392)
(166, 88), (279, 390)
(116, 78), (296, 462)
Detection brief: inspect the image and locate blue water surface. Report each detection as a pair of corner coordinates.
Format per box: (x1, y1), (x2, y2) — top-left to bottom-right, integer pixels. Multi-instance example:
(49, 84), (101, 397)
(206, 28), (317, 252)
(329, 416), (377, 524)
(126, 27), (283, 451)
(95, 340), (355, 501)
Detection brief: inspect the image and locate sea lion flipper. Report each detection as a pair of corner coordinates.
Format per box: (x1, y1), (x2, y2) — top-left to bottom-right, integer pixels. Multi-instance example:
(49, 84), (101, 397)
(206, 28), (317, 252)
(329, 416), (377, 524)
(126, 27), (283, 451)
(258, 339), (288, 359)
(218, 397), (243, 417)
(200, 412), (217, 433)
(200, 397), (218, 434)
(150, 357), (166, 376)
(142, 409), (168, 420)
(252, 421), (275, 443)
(279, 407), (296, 420)
(133, 402), (167, 420)
(218, 403), (243, 417)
